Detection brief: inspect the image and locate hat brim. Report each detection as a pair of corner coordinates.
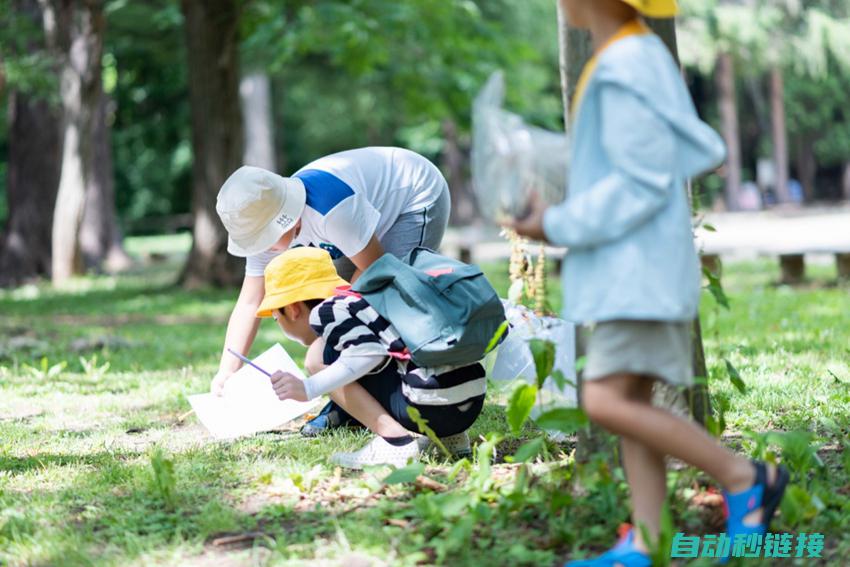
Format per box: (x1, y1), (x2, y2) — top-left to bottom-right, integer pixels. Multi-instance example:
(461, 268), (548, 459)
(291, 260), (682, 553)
(256, 276), (349, 318)
(621, 0), (678, 17)
(226, 178), (307, 257)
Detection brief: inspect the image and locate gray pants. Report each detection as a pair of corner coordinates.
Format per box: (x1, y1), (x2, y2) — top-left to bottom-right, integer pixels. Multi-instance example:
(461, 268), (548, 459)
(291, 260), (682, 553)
(333, 184), (451, 280)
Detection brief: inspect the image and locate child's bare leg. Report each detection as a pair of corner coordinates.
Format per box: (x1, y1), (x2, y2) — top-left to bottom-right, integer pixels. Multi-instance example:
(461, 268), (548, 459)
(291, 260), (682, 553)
(329, 382), (409, 438)
(615, 375), (668, 551)
(584, 374), (754, 490)
(583, 374), (775, 532)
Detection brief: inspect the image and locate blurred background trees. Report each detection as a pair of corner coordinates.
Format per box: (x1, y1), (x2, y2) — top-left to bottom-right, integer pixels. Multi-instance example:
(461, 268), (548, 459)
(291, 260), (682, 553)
(1, 0), (849, 287)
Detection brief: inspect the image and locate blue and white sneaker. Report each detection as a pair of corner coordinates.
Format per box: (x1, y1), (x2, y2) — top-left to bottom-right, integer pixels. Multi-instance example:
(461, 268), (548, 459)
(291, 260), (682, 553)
(300, 400), (363, 437)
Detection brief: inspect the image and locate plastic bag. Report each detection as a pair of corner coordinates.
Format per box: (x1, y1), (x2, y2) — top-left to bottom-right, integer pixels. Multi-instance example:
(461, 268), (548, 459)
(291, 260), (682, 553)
(491, 302), (577, 408)
(471, 71), (570, 222)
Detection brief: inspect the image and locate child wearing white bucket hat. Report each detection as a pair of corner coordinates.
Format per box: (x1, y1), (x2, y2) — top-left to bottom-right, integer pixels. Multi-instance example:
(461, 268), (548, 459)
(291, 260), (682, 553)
(212, 146), (451, 436)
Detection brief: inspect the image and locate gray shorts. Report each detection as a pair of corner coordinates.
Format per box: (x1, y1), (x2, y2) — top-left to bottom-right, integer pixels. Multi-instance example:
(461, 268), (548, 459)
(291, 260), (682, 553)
(333, 183), (451, 280)
(584, 320), (694, 387)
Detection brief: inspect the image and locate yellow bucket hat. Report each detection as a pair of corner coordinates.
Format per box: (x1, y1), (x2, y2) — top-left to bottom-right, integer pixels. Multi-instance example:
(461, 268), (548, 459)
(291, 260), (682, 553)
(620, 0), (678, 18)
(256, 247), (349, 318)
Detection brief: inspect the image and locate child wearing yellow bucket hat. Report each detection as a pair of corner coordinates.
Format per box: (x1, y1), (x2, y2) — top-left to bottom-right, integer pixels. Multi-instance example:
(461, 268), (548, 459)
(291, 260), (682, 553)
(510, 1), (788, 565)
(211, 147), (452, 437)
(256, 247), (486, 469)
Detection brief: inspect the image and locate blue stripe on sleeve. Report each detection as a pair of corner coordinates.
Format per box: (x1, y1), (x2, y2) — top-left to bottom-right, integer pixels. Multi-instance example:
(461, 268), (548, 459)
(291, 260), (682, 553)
(294, 169), (355, 215)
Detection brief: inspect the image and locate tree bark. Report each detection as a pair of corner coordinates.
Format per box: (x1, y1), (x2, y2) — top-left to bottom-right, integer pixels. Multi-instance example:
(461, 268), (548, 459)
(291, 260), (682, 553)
(647, 17), (712, 426)
(0, 0), (63, 286)
(1, 94), (62, 286)
(646, 17), (678, 58)
(240, 71), (276, 171)
(716, 53), (742, 211)
(769, 67), (791, 204)
(796, 133), (817, 202)
(557, 4), (609, 461)
(79, 91), (132, 272)
(47, 0), (107, 285)
(441, 119), (476, 226)
(556, 12), (712, 463)
(843, 162), (850, 201)
(179, 0), (244, 288)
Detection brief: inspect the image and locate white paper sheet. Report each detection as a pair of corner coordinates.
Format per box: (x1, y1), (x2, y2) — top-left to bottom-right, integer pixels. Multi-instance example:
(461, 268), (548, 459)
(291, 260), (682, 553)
(188, 344), (318, 440)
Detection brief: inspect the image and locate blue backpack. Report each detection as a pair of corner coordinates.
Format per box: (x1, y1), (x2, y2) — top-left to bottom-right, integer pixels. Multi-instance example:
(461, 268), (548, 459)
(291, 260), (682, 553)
(351, 247), (506, 367)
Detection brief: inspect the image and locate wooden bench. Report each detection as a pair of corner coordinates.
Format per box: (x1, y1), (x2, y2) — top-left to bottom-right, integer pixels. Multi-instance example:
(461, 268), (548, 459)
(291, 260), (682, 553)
(778, 252), (850, 284)
(701, 250), (850, 284)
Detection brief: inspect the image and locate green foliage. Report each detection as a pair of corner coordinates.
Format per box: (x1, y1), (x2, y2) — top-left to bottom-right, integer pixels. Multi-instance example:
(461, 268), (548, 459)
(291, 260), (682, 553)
(384, 462), (425, 485)
(529, 338), (556, 389)
(506, 437), (545, 463)
(485, 319), (510, 354)
(149, 447), (177, 508)
(506, 382), (537, 435)
(534, 408), (588, 435)
(407, 405), (451, 458)
(0, 249), (848, 564)
(21, 357), (67, 380)
(724, 358), (747, 394)
(703, 266), (730, 310)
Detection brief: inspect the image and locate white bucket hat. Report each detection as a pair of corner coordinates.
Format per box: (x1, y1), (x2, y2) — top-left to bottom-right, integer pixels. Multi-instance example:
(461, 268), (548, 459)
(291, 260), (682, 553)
(216, 165), (307, 257)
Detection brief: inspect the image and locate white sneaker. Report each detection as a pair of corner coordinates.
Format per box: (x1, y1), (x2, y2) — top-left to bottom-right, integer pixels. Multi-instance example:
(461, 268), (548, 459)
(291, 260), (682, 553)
(330, 436), (422, 469)
(419, 431), (472, 458)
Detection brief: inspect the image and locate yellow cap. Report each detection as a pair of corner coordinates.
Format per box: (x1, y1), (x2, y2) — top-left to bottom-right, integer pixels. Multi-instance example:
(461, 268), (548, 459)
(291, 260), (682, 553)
(256, 247), (349, 318)
(620, 0), (678, 18)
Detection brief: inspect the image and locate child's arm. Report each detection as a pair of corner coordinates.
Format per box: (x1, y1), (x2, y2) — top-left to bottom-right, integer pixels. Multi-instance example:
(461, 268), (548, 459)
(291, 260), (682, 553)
(543, 84), (676, 250)
(271, 354), (387, 402)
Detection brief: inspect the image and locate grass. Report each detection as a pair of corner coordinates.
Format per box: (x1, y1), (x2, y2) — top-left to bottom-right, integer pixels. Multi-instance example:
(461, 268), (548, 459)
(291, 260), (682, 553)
(0, 235), (848, 566)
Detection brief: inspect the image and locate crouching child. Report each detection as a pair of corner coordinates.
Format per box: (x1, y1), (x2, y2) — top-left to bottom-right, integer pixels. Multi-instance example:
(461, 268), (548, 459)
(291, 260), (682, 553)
(257, 247), (486, 468)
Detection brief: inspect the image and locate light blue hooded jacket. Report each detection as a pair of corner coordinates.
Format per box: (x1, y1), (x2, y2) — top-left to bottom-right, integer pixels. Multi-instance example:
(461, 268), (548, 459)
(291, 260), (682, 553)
(543, 32), (726, 324)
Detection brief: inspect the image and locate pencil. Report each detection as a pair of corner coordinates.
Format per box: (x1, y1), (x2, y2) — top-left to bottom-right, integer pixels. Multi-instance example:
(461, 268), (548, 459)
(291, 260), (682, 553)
(226, 348), (273, 377)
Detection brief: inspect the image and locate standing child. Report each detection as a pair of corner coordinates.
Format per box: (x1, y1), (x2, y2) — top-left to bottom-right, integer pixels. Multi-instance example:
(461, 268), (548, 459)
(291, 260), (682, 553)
(510, 0), (789, 564)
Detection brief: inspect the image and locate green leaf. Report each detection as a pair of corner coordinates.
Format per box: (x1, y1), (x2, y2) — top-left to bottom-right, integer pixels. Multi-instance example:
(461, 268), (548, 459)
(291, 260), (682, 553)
(407, 406), (450, 458)
(550, 369), (565, 390)
(507, 437), (545, 463)
(383, 462), (425, 484)
(484, 320), (510, 354)
(703, 267), (730, 309)
(703, 223), (717, 232)
(534, 407), (588, 433)
(575, 355), (587, 374)
(725, 359), (747, 394)
(529, 339), (555, 389)
(507, 383), (538, 435)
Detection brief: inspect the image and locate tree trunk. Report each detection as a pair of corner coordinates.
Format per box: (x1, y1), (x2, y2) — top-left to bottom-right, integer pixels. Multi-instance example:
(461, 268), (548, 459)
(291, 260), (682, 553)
(79, 91), (132, 272)
(647, 17), (713, 426)
(769, 67), (791, 204)
(0, 0), (63, 286)
(1, 94), (62, 286)
(796, 133), (817, 202)
(556, 11), (711, 463)
(441, 119), (476, 226)
(179, 0), (244, 288)
(646, 17), (678, 58)
(557, 4), (609, 461)
(716, 53), (742, 211)
(240, 71), (276, 171)
(47, 0), (106, 285)
(843, 162), (850, 201)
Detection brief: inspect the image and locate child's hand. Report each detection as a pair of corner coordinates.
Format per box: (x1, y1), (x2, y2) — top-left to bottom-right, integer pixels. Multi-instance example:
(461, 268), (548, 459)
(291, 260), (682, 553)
(210, 370), (232, 397)
(504, 192), (550, 243)
(270, 370), (308, 402)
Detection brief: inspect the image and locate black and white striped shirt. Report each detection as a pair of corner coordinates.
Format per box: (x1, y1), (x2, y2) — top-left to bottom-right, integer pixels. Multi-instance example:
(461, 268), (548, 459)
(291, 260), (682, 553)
(309, 294), (486, 406)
